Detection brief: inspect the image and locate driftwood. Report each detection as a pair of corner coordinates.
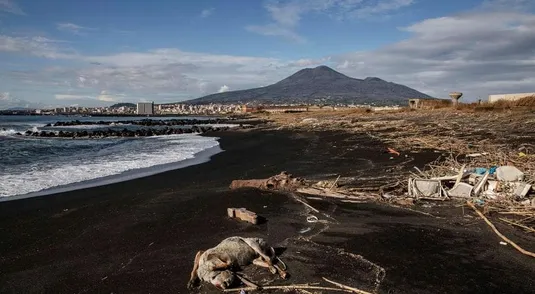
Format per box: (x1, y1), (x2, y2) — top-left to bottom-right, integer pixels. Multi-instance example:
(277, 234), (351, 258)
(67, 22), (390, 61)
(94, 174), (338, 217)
(223, 278), (373, 293)
(223, 285), (353, 293)
(230, 172), (306, 191)
(322, 277), (374, 294)
(297, 187), (378, 201)
(467, 201), (535, 258)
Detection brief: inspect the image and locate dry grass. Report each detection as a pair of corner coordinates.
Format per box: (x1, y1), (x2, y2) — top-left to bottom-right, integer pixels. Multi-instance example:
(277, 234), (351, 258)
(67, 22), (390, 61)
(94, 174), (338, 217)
(454, 95), (535, 112)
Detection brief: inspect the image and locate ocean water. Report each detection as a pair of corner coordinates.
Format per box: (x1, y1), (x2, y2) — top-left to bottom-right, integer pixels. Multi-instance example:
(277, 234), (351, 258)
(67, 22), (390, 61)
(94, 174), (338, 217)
(0, 115), (225, 200)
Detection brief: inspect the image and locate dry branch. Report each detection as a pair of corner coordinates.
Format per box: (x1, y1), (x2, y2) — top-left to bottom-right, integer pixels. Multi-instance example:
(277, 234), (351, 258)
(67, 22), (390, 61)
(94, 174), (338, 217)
(467, 201), (535, 258)
(322, 277), (374, 294)
(222, 285), (353, 293)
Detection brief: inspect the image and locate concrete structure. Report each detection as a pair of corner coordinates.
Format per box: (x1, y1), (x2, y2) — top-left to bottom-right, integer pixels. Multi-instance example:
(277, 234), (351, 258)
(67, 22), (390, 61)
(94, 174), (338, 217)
(408, 98), (450, 109)
(449, 92), (463, 106)
(136, 102), (154, 115)
(488, 92), (535, 103)
(242, 105), (259, 113)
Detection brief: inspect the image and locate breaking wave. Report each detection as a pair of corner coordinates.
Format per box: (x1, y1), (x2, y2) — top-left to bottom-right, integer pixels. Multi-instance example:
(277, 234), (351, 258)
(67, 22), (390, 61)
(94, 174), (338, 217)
(0, 134), (220, 199)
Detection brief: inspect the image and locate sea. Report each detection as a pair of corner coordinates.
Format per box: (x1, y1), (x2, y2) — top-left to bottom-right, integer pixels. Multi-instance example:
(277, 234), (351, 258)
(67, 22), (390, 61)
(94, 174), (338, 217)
(0, 115), (227, 201)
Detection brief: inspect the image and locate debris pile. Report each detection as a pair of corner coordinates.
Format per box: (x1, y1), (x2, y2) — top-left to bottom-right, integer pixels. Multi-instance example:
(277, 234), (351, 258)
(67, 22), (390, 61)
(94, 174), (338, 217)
(229, 171), (306, 191)
(407, 153), (533, 203)
(403, 151), (535, 238)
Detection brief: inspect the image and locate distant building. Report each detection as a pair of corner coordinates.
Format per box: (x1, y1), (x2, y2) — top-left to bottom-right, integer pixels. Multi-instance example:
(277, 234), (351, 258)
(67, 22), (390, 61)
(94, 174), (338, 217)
(137, 102), (154, 115)
(488, 92), (535, 103)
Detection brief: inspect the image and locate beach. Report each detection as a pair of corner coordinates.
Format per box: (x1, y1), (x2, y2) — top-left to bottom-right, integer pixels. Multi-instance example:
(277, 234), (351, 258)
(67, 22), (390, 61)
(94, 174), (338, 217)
(1, 125), (535, 293)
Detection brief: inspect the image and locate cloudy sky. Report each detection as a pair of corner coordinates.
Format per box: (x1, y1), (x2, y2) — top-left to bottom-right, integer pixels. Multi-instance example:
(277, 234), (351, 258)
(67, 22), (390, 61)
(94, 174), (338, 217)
(1, 0), (534, 108)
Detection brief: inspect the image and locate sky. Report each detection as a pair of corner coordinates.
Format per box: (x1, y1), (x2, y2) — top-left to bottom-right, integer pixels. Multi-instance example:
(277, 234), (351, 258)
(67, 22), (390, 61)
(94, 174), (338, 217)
(1, 0), (535, 108)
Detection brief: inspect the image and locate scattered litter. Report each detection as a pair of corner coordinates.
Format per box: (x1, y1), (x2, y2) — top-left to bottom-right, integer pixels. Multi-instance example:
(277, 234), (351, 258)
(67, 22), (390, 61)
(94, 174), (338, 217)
(306, 215), (319, 223)
(519, 152), (527, 157)
(473, 171), (490, 197)
(514, 183), (532, 198)
(299, 227), (312, 234)
(500, 241), (508, 246)
(227, 208), (258, 224)
(447, 182), (473, 198)
(474, 168), (488, 175)
(387, 147), (400, 156)
(496, 166), (524, 182)
(301, 118), (319, 124)
(408, 179), (443, 200)
(466, 152), (489, 158)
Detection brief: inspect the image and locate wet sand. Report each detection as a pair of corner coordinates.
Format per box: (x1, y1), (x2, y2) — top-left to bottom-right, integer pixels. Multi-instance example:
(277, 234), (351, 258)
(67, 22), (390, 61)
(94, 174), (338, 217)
(1, 129), (534, 293)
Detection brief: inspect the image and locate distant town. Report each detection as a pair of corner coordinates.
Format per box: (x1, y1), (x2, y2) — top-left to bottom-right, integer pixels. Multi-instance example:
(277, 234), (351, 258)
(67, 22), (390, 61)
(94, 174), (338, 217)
(0, 101), (403, 116)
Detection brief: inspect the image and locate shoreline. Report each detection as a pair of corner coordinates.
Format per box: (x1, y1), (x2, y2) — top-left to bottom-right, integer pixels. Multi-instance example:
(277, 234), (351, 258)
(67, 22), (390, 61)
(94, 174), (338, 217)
(0, 143), (223, 203)
(1, 127), (534, 293)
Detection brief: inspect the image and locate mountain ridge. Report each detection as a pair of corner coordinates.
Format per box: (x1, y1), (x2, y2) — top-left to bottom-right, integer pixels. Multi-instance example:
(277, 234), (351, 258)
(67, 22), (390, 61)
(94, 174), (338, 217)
(185, 66), (432, 105)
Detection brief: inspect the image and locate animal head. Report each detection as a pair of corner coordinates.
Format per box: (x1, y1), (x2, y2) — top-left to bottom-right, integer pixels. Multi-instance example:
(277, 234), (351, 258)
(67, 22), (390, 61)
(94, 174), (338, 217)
(209, 270), (235, 289)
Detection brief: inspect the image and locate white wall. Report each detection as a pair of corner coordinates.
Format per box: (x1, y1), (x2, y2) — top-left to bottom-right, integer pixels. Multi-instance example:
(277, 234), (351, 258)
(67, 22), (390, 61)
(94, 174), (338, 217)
(488, 92), (535, 103)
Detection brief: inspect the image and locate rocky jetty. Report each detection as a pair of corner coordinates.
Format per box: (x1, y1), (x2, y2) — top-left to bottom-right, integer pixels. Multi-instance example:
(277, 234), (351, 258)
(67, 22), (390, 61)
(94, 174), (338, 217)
(20, 125), (252, 139)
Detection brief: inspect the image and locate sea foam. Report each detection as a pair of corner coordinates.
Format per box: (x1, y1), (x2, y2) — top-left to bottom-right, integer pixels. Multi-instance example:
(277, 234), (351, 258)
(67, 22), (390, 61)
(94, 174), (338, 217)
(0, 134), (220, 198)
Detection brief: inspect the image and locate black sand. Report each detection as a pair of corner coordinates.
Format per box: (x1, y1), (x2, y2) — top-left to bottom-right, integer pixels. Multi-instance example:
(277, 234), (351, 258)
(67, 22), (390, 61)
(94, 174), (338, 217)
(1, 129), (534, 293)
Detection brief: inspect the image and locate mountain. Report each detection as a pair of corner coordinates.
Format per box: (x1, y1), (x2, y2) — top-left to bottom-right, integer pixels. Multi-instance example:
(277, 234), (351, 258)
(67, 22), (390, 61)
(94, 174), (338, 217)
(185, 66), (432, 105)
(110, 102), (136, 108)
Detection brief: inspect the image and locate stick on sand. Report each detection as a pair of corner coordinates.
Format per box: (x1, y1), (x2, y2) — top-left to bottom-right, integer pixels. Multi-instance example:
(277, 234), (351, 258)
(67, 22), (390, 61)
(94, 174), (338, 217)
(466, 201), (535, 258)
(322, 277), (374, 294)
(223, 285), (353, 292)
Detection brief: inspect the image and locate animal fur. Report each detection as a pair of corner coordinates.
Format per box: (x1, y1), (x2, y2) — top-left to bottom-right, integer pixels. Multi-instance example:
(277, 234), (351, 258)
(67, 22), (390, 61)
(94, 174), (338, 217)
(187, 236), (287, 290)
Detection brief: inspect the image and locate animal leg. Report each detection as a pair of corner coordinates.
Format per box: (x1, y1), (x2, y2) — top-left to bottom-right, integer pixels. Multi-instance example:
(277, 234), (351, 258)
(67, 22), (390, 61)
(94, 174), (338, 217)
(187, 250), (204, 289)
(253, 257), (288, 279)
(241, 238), (273, 263)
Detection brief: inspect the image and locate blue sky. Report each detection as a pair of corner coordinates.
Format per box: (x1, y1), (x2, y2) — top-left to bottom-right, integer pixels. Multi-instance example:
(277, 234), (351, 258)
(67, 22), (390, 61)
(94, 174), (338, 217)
(1, 0), (535, 108)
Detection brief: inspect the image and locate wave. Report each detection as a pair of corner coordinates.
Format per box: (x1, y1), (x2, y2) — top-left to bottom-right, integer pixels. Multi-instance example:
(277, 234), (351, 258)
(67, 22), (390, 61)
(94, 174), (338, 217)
(0, 134), (220, 198)
(0, 129), (18, 136)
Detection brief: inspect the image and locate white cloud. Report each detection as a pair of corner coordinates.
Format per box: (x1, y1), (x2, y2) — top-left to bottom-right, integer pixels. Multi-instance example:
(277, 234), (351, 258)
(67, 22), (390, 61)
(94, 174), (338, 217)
(3, 5), (535, 104)
(0, 35), (77, 59)
(0, 91), (11, 100)
(218, 85), (230, 93)
(55, 94), (93, 100)
(56, 23), (96, 35)
(246, 24), (306, 43)
(54, 91), (124, 102)
(200, 8), (214, 18)
(248, 0), (416, 42)
(330, 11), (535, 99)
(0, 0), (25, 15)
(97, 90), (122, 102)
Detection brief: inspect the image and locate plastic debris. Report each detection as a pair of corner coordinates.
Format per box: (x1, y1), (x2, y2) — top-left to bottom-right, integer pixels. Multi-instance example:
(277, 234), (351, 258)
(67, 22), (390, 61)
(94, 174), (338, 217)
(387, 147), (400, 156)
(514, 183), (532, 198)
(496, 166), (524, 182)
(306, 215), (319, 223)
(408, 179), (443, 199)
(447, 182), (474, 198)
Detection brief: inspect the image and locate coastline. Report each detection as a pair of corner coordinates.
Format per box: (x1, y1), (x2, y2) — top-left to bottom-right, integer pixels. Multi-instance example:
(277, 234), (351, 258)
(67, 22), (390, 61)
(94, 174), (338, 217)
(1, 128), (534, 293)
(0, 143), (223, 202)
